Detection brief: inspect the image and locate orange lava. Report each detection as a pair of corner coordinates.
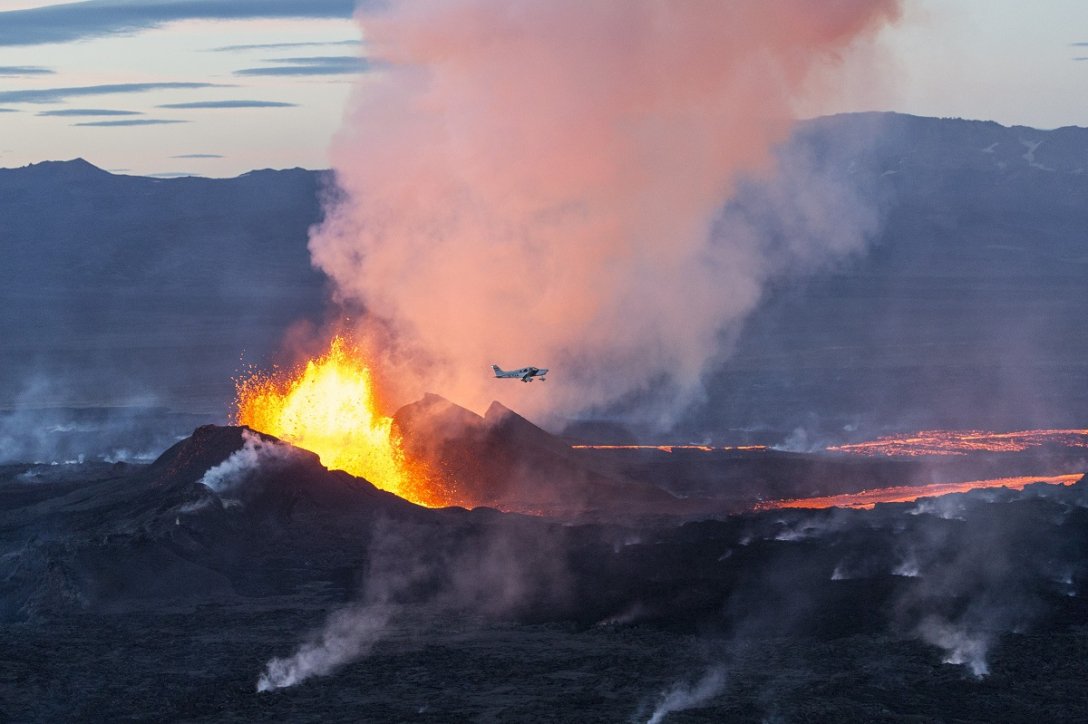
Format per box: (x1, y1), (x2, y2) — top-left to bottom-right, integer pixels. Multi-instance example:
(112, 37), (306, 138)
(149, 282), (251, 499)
(570, 444), (767, 453)
(757, 474), (1084, 511)
(233, 336), (443, 507)
(828, 429), (1088, 457)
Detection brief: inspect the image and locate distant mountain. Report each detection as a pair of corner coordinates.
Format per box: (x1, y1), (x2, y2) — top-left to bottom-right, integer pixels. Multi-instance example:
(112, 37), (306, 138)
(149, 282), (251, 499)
(0, 160), (330, 413)
(695, 113), (1088, 439)
(2, 112), (1086, 442)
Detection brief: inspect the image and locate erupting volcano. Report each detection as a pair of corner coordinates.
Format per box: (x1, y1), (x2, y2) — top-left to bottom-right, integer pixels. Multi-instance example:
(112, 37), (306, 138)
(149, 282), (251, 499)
(233, 336), (444, 507)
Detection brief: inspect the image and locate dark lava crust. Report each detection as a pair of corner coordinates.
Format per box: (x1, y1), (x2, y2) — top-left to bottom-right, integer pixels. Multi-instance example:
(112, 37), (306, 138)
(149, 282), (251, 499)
(1, 425), (1087, 721)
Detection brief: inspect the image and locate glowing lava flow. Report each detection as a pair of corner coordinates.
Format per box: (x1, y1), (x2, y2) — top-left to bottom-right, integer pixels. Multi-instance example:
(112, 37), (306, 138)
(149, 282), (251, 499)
(828, 429), (1088, 457)
(758, 474), (1084, 511)
(233, 336), (442, 507)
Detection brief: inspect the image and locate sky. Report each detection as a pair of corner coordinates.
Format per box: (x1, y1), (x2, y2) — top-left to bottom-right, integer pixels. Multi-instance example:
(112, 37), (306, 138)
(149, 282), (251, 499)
(0, 0), (1085, 177)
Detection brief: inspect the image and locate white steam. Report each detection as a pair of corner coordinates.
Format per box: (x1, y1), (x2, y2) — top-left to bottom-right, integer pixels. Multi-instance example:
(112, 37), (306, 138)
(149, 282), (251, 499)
(917, 616), (990, 679)
(257, 605), (392, 692)
(645, 666), (727, 724)
(198, 430), (295, 494)
(312, 0), (903, 425)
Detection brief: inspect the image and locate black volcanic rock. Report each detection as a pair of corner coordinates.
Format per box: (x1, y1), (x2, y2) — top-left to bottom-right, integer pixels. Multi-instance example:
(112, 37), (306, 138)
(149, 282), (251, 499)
(0, 425), (423, 619)
(3, 424), (1088, 721)
(393, 394), (677, 515)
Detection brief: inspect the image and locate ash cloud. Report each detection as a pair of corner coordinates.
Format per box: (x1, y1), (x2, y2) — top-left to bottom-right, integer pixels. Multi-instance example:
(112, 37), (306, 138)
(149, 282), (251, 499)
(310, 0), (903, 427)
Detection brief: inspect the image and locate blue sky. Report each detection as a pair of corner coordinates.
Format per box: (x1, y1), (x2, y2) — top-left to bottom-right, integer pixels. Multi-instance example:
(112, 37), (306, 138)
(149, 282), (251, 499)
(0, 0), (1085, 177)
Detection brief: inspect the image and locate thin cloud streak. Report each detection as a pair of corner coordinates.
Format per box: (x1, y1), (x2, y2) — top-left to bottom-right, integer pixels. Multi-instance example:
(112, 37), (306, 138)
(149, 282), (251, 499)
(0, 82), (225, 104)
(210, 39), (360, 52)
(235, 57), (369, 77)
(0, 0), (358, 47)
(157, 100), (297, 109)
(271, 55), (360, 64)
(37, 108), (142, 117)
(0, 65), (54, 76)
(74, 118), (189, 127)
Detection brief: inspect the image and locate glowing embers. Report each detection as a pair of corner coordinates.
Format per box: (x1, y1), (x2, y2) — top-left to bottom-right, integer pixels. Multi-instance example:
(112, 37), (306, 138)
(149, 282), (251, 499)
(233, 336), (442, 507)
(759, 474), (1084, 511)
(828, 429), (1088, 457)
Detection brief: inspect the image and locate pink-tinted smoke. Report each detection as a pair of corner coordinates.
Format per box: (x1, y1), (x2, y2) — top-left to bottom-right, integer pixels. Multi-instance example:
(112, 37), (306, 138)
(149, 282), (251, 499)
(311, 0), (902, 424)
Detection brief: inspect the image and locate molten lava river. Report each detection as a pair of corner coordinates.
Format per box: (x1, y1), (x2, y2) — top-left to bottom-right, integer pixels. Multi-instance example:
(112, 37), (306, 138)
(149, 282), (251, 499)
(757, 474), (1084, 511)
(233, 336), (445, 507)
(827, 429), (1088, 457)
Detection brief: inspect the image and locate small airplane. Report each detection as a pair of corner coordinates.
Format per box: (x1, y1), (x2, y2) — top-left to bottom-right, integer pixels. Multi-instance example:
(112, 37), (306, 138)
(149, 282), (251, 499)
(492, 364), (548, 383)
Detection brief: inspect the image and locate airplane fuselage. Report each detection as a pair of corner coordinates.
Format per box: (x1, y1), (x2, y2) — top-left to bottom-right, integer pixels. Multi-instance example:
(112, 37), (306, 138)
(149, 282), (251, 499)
(492, 364), (548, 382)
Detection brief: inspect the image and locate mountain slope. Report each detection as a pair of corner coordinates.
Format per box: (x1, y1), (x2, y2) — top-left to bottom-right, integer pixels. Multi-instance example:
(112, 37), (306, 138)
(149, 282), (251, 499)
(0, 160), (329, 412)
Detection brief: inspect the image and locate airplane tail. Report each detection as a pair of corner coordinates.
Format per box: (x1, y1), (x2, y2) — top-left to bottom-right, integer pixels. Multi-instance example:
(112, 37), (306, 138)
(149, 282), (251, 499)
(491, 364), (505, 377)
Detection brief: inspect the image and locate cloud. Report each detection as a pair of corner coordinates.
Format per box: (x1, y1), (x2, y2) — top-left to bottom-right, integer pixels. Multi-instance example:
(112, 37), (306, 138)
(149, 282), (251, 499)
(0, 0), (358, 47)
(0, 65), (53, 76)
(73, 119), (189, 127)
(235, 56), (369, 76)
(0, 81), (225, 104)
(273, 55), (361, 64)
(210, 39), (361, 52)
(0, 108), (17, 113)
(156, 100), (296, 109)
(172, 153), (223, 159)
(37, 108), (142, 117)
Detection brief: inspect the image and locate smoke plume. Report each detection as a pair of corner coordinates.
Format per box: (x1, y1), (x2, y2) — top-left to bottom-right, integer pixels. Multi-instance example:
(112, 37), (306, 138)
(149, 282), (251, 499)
(198, 429), (296, 495)
(256, 515), (573, 691)
(311, 0), (902, 423)
(257, 605), (392, 692)
(645, 666), (727, 724)
(916, 616), (990, 679)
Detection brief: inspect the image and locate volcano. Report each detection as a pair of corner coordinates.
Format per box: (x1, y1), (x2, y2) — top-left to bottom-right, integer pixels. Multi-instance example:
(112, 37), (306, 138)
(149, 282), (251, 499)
(393, 394), (677, 515)
(3, 417), (1088, 720)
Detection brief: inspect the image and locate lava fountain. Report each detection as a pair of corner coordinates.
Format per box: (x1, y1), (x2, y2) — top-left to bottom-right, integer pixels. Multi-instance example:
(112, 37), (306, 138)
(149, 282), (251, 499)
(233, 336), (444, 507)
